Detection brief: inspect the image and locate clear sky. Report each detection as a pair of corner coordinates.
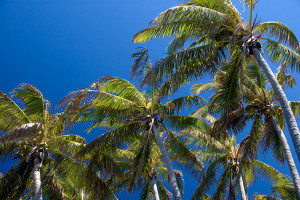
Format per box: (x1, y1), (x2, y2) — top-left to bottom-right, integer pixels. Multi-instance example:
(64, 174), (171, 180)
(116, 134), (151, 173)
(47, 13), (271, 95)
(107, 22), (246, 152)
(0, 0), (300, 199)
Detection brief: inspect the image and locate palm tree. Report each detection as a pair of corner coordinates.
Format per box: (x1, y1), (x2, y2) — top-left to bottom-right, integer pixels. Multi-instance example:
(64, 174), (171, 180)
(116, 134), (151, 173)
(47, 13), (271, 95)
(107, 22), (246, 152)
(192, 62), (300, 199)
(178, 126), (283, 200)
(59, 52), (206, 199)
(133, 0), (300, 162)
(0, 84), (115, 199)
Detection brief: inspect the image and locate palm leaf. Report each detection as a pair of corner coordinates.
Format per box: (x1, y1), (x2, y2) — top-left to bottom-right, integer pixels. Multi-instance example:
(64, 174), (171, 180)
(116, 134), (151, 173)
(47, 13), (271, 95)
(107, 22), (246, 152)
(79, 121), (141, 156)
(192, 157), (226, 199)
(0, 123), (42, 143)
(93, 76), (146, 106)
(264, 39), (300, 72)
(253, 160), (281, 182)
(52, 151), (117, 199)
(12, 84), (49, 122)
(212, 166), (231, 199)
(0, 91), (30, 131)
(163, 115), (209, 132)
(191, 82), (220, 95)
(184, 0), (241, 22)
(255, 22), (299, 50)
(165, 131), (204, 181)
(161, 96), (206, 115)
(253, 193), (280, 200)
(133, 5), (227, 43)
(189, 105), (216, 124)
(0, 159), (33, 199)
(290, 101), (300, 118)
(156, 178), (172, 200)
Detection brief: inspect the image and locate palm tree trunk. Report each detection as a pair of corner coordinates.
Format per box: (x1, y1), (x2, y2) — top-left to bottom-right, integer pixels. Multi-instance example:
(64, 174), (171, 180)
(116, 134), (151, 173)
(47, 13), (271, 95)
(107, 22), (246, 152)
(252, 47), (300, 162)
(271, 116), (300, 200)
(152, 122), (182, 200)
(150, 178), (160, 200)
(239, 175), (247, 200)
(33, 156), (43, 200)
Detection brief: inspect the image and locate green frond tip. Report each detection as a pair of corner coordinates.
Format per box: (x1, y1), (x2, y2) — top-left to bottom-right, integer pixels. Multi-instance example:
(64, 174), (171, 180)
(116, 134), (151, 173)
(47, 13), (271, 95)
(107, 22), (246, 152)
(11, 84), (49, 121)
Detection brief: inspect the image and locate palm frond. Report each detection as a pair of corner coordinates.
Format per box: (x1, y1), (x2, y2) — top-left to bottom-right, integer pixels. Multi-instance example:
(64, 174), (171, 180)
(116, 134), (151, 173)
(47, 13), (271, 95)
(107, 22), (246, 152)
(94, 76), (146, 106)
(157, 178), (172, 200)
(152, 42), (224, 83)
(264, 39), (300, 72)
(140, 181), (152, 200)
(0, 123), (42, 143)
(241, 0), (258, 9)
(212, 166), (231, 199)
(161, 96), (206, 115)
(179, 129), (225, 151)
(184, 0), (241, 22)
(42, 170), (66, 200)
(0, 159), (33, 199)
(47, 134), (86, 156)
(79, 121), (141, 156)
(290, 101), (300, 118)
(276, 64), (296, 89)
(52, 151), (117, 199)
(167, 34), (189, 54)
(128, 131), (153, 191)
(0, 141), (21, 162)
(165, 131), (204, 181)
(12, 84), (49, 122)
(133, 5), (227, 43)
(0, 91), (30, 131)
(255, 22), (299, 50)
(189, 106), (216, 124)
(163, 115), (209, 132)
(212, 107), (248, 135)
(131, 47), (151, 79)
(272, 174), (296, 199)
(191, 82), (220, 95)
(261, 115), (284, 164)
(253, 160), (281, 182)
(253, 193), (280, 200)
(192, 157), (226, 199)
(239, 118), (262, 160)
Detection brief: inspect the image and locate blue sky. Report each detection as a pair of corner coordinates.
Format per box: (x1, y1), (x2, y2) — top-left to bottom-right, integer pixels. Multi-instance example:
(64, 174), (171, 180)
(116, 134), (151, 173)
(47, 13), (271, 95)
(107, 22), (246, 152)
(0, 0), (300, 199)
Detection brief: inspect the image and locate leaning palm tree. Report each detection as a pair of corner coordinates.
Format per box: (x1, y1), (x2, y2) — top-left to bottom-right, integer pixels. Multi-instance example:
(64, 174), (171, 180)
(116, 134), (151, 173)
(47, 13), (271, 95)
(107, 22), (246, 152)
(133, 0), (300, 162)
(59, 58), (206, 199)
(0, 84), (115, 199)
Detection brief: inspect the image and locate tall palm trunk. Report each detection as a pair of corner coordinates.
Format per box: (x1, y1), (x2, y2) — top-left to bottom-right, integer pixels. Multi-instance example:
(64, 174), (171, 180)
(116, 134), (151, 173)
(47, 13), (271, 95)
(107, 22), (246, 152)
(152, 122), (182, 200)
(150, 178), (160, 200)
(238, 175), (247, 200)
(252, 47), (300, 162)
(33, 156), (43, 200)
(271, 116), (300, 200)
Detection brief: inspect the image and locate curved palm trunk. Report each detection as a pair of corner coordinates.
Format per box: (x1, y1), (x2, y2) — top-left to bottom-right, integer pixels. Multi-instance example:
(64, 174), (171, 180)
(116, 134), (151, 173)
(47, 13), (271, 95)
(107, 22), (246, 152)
(238, 175), (247, 200)
(152, 123), (182, 200)
(150, 178), (160, 200)
(271, 116), (300, 200)
(33, 156), (43, 200)
(252, 47), (300, 162)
